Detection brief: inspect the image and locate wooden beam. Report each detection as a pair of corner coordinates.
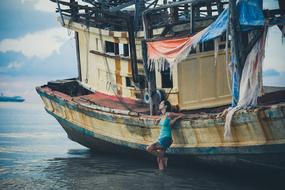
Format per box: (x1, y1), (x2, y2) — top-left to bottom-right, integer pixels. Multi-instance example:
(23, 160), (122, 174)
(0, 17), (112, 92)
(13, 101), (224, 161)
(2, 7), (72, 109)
(75, 32), (82, 81)
(229, 0), (244, 77)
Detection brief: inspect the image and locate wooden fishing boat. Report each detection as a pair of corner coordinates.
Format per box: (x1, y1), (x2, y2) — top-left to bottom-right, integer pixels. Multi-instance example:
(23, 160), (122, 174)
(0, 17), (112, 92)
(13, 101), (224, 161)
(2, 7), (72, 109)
(37, 0), (285, 168)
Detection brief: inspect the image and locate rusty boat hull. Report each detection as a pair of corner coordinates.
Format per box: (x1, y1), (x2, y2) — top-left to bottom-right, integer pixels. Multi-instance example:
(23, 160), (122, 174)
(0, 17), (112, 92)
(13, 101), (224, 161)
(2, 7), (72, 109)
(36, 80), (285, 169)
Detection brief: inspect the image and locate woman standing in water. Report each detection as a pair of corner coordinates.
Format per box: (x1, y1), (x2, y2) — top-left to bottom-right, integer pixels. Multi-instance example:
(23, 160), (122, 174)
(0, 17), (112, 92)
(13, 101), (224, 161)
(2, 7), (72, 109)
(146, 100), (183, 170)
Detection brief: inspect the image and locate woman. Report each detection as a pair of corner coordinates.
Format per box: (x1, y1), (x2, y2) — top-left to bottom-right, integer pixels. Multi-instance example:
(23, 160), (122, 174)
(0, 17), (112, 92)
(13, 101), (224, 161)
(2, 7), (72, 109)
(146, 100), (183, 170)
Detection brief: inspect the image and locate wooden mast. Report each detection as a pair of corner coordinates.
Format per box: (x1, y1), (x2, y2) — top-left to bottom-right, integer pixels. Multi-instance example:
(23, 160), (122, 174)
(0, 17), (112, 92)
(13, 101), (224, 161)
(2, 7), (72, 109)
(142, 10), (158, 115)
(229, 0), (246, 106)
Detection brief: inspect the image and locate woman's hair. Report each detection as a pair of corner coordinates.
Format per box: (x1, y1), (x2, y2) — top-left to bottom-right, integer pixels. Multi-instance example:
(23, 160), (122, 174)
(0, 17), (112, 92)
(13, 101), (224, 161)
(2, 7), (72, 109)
(161, 100), (172, 112)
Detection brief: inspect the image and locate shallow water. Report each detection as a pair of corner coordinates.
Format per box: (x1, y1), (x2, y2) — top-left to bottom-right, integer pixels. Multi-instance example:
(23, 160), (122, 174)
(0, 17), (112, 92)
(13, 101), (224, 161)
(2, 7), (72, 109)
(0, 102), (284, 190)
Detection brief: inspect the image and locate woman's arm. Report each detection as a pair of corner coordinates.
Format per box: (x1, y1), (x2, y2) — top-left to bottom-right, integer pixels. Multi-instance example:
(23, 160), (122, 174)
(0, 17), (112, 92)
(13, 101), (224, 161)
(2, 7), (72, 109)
(154, 117), (161, 125)
(169, 113), (184, 127)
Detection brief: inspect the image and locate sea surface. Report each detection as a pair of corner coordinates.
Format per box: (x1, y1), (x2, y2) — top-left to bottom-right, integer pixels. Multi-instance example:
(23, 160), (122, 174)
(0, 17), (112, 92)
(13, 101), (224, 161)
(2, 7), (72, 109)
(0, 102), (284, 190)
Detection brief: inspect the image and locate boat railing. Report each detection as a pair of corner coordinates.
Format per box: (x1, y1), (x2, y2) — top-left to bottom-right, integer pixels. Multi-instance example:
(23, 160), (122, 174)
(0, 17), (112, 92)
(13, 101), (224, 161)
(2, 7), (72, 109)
(51, 0), (132, 31)
(143, 0), (229, 40)
(51, 0), (167, 31)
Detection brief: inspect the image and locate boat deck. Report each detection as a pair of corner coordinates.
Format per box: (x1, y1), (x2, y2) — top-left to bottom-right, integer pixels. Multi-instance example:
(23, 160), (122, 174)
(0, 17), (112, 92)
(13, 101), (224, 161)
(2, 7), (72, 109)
(40, 85), (285, 118)
(74, 92), (150, 114)
(41, 86), (150, 114)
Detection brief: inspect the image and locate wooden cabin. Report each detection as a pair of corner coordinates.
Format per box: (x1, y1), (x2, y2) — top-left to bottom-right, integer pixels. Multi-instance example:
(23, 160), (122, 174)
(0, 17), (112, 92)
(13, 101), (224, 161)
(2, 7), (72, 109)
(57, 0), (231, 112)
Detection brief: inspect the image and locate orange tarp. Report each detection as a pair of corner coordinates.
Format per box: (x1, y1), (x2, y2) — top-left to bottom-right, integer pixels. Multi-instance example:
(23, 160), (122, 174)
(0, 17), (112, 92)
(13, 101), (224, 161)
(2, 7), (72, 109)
(147, 30), (204, 70)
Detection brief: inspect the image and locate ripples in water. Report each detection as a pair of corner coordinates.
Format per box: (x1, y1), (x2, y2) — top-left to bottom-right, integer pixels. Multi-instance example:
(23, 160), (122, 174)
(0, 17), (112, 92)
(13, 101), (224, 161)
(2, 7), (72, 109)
(1, 103), (285, 190)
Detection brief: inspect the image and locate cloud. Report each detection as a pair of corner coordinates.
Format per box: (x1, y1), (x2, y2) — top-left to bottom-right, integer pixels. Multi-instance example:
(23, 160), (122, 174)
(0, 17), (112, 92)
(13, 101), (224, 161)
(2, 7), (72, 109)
(7, 61), (23, 69)
(21, 0), (56, 13)
(20, 0), (91, 13)
(0, 27), (72, 59)
(0, 61), (23, 73)
(263, 69), (280, 77)
(263, 72), (285, 87)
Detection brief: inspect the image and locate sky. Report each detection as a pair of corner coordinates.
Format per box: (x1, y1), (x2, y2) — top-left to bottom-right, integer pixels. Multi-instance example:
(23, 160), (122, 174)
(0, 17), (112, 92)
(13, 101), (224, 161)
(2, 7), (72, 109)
(0, 0), (77, 103)
(0, 0), (284, 104)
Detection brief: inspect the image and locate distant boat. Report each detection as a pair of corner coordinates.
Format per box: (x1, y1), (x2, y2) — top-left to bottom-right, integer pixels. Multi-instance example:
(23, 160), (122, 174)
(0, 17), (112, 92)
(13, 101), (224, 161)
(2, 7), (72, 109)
(0, 95), (25, 102)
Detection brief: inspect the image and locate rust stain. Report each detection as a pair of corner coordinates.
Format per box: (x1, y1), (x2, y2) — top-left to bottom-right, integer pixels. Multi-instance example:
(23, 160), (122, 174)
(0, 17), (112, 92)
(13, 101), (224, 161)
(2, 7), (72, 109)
(128, 60), (132, 75)
(215, 124), (224, 144)
(114, 37), (119, 44)
(130, 89), (135, 97)
(231, 124), (240, 143)
(257, 109), (273, 141)
(115, 58), (121, 71)
(109, 31), (114, 37)
(117, 86), (122, 96)
(116, 75), (122, 86)
(191, 122), (201, 146)
(121, 33), (127, 38)
(115, 58), (122, 85)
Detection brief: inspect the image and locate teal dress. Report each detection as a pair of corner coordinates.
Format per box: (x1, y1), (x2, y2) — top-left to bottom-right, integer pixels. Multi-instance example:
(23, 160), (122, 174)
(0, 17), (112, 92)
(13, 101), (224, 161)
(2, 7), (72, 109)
(158, 113), (173, 149)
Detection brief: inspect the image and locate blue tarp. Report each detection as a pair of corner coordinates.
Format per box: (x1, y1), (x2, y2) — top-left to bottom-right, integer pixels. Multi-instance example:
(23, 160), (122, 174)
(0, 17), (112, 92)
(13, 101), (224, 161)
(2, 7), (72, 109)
(231, 0), (264, 106)
(238, 0), (265, 27)
(199, 0), (265, 44)
(200, 9), (229, 43)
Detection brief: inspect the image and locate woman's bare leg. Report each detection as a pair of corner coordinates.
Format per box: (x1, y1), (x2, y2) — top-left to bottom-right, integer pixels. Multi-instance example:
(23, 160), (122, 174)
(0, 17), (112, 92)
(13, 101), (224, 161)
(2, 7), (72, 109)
(157, 149), (165, 170)
(146, 143), (166, 170)
(146, 143), (160, 157)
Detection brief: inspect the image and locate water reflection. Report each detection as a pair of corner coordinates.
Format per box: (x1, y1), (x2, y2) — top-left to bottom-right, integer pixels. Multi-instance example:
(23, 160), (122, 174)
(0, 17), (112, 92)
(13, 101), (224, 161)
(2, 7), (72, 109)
(41, 149), (284, 190)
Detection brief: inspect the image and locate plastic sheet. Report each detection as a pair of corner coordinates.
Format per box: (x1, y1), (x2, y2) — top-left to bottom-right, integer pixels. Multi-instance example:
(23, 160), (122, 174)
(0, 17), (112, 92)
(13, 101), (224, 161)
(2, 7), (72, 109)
(200, 9), (229, 42)
(224, 28), (267, 140)
(147, 9), (229, 70)
(238, 0), (264, 29)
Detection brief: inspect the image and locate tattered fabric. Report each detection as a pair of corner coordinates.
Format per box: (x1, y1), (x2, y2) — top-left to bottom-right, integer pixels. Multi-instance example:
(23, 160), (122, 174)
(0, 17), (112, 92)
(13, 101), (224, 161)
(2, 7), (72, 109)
(147, 9), (229, 71)
(224, 28), (267, 140)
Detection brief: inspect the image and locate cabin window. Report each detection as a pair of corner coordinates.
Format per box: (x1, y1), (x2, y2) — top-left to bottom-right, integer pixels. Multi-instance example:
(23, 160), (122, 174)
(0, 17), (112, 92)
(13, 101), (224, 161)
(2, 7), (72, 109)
(198, 39), (214, 52)
(126, 75), (146, 88)
(119, 44), (129, 57)
(105, 41), (119, 55)
(126, 77), (134, 87)
(161, 68), (173, 88)
(105, 41), (114, 53)
(123, 44), (129, 56)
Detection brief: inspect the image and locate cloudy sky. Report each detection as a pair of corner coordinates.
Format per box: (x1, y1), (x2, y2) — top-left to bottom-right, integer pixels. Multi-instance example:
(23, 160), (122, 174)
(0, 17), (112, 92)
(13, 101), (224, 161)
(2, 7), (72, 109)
(0, 0), (284, 103)
(0, 0), (77, 103)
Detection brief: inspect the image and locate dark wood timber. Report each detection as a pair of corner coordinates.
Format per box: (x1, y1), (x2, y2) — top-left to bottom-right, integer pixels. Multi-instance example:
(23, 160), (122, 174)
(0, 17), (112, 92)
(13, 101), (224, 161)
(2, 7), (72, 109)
(89, 50), (143, 64)
(75, 32), (82, 81)
(141, 40), (157, 115)
(229, 0), (244, 77)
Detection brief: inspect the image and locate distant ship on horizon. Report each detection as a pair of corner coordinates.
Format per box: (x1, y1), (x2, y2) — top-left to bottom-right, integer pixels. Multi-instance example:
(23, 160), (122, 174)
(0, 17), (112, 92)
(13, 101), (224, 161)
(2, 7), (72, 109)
(0, 93), (25, 102)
